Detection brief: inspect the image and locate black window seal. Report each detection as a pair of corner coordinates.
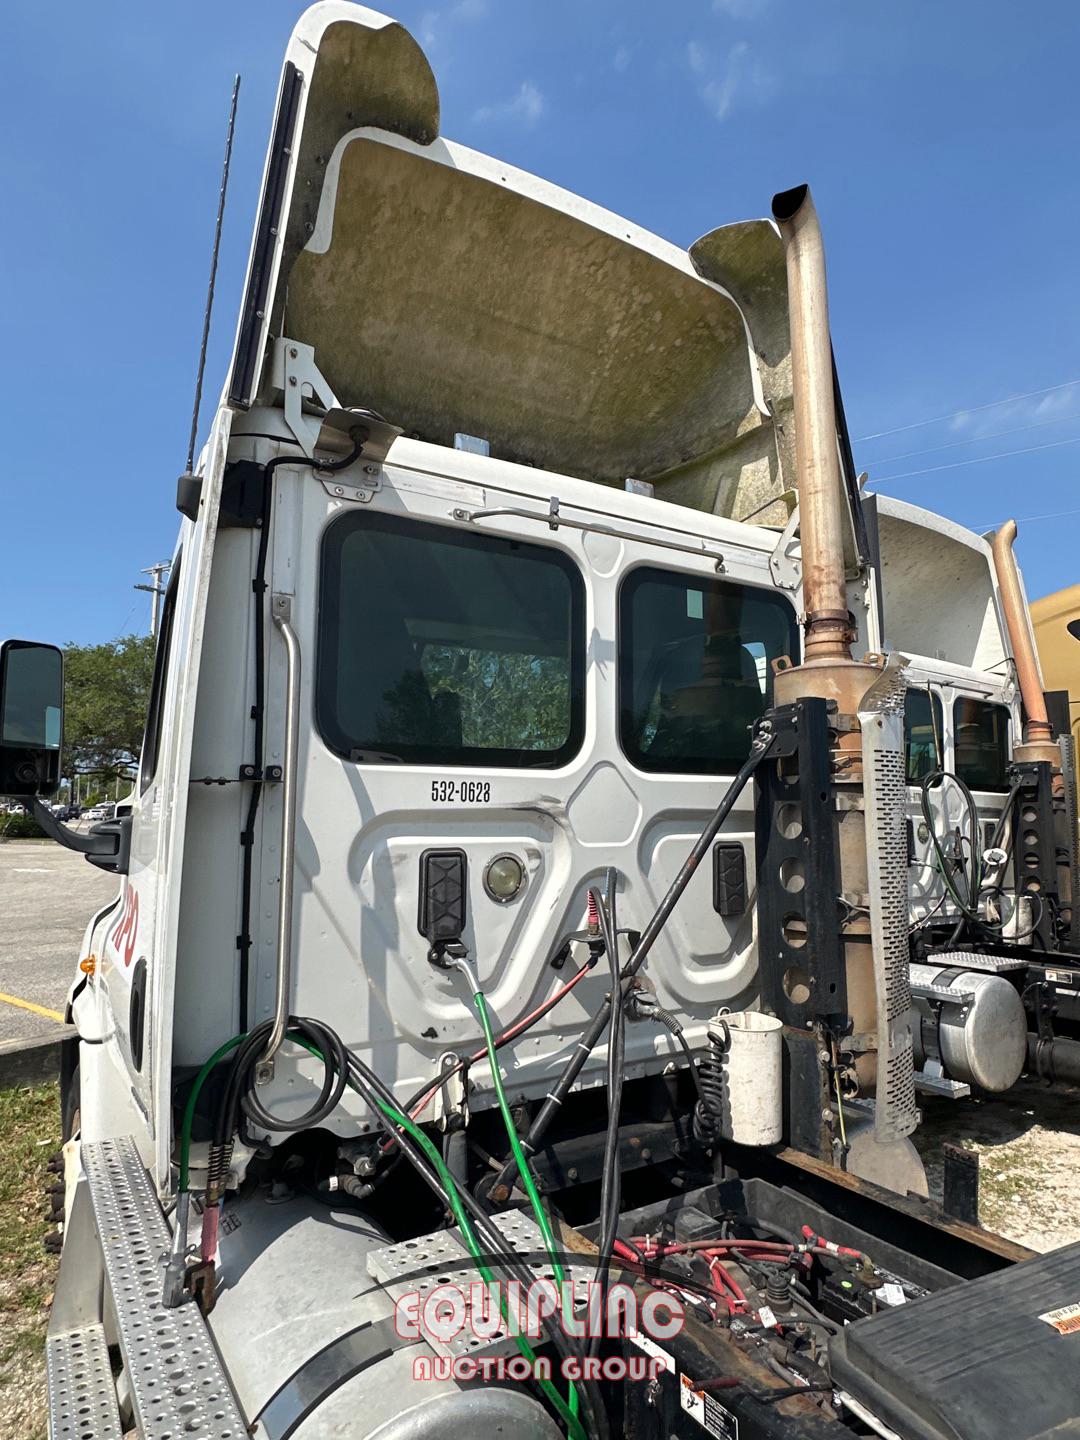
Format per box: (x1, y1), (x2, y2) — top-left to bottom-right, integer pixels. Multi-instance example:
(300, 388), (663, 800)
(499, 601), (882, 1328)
(615, 560), (800, 778)
(903, 686), (945, 787)
(315, 509), (587, 771)
(139, 556), (182, 795)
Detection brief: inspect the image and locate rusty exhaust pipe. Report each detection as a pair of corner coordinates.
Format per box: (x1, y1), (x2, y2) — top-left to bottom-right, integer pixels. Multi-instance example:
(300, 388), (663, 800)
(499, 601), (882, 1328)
(991, 519), (1057, 761)
(771, 184), (853, 663)
(768, 186), (896, 1131)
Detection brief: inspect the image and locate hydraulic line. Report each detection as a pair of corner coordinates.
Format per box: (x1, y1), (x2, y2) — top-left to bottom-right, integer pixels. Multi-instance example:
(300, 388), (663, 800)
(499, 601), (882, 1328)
(489, 725), (775, 1198)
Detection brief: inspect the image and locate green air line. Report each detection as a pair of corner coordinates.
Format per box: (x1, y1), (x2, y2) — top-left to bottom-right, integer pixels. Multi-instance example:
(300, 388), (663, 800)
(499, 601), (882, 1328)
(472, 991), (569, 1286)
(286, 1037), (588, 1440)
(375, 1096), (588, 1440)
(471, 986), (584, 1433)
(178, 1033), (245, 1191)
(182, 1034), (588, 1438)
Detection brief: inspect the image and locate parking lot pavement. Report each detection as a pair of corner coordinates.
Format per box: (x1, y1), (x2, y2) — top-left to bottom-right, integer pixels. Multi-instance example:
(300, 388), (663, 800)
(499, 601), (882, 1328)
(0, 841), (118, 1042)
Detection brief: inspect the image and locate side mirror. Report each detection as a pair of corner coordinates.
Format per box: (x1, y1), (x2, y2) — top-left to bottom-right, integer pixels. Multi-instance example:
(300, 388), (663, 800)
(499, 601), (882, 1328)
(0, 640), (64, 797)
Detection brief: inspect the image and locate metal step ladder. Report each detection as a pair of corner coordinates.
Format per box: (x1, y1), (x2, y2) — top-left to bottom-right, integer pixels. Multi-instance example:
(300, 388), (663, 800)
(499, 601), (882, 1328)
(46, 1135), (247, 1440)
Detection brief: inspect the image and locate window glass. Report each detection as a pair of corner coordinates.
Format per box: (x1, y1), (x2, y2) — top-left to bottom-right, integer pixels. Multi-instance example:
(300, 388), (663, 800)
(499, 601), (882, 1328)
(139, 559), (181, 794)
(953, 698), (1011, 791)
(619, 567), (798, 773)
(317, 512), (584, 767)
(904, 688), (943, 784)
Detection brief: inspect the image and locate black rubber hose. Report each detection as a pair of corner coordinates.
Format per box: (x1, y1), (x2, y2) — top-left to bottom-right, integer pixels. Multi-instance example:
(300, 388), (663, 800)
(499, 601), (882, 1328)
(343, 1051), (610, 1440)
(489, 725), (775, 1196)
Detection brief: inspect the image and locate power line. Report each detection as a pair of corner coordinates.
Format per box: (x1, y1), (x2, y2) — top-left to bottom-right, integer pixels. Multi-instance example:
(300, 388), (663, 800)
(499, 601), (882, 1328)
(870, 409), (1080, 467)
(975, 504), (1080, 531)
(872, 434), (1080, 484)
(855, 378), (1080, 443)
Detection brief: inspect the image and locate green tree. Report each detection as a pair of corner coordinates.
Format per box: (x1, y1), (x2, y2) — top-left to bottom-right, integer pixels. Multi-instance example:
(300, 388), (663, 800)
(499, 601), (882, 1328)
(63, 634), (156, 781)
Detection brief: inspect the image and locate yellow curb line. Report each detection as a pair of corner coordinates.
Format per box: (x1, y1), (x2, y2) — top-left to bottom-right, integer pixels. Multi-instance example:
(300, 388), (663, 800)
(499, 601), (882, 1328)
(0, 991), (65, 1024)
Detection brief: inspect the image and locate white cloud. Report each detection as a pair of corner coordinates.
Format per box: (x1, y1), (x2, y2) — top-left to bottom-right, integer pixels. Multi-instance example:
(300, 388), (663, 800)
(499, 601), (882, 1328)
(951, 386), (1077, 438)
(613, 44), (632, 73)
(472, 80), (545, 128)
(687, 39), (774, 123)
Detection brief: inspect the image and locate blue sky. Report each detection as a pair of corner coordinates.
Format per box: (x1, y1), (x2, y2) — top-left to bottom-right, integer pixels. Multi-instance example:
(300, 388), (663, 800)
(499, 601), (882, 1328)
(4, 0), (1079, 644)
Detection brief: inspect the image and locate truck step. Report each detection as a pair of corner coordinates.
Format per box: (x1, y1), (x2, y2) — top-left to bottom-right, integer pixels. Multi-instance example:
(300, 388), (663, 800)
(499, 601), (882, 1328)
(368, 1209), (595, 1361)
(46, 1323), (122, 1440)
(80, 1135), (247, 1439)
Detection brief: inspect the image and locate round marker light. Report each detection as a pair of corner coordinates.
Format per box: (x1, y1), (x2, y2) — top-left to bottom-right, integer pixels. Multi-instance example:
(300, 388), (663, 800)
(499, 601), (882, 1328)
(484, 853), (525, 904)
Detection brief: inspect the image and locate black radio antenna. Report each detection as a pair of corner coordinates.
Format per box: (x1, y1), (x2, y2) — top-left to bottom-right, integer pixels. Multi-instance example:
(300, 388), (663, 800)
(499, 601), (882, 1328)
(184, 74), (241, 478)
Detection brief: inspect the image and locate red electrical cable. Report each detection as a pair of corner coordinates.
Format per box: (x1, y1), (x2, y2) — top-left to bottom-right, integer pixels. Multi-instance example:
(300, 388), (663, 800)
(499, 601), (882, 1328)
(378, 957), (597, 1151)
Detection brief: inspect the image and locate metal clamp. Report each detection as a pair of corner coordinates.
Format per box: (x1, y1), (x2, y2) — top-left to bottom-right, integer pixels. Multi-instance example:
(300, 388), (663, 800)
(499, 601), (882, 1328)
(259, 593), (301, 1082)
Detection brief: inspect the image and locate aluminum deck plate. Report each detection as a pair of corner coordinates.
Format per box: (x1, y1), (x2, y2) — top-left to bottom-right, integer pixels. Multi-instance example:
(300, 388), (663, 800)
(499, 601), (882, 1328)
(928, 951), (1028, 974)
(81, 1136), (247, 1439)
(367, 1209), (595, 1361)
(46, 1322), (122, 1440)
(914, 1072), (971, 1099)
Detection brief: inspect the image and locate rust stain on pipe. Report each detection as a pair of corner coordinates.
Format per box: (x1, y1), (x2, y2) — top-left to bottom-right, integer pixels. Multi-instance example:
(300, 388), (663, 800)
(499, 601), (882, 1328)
(991, 519), (1053, 747)
(772, 184), (853, 663)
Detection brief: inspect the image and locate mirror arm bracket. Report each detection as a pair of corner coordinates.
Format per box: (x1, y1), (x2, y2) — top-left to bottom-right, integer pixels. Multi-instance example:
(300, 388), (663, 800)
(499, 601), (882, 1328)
(24, 798), (131, 874)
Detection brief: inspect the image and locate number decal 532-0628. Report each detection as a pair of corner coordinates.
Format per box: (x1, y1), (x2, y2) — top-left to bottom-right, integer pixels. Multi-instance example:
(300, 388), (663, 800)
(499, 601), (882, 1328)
(431, 780), (491, 803)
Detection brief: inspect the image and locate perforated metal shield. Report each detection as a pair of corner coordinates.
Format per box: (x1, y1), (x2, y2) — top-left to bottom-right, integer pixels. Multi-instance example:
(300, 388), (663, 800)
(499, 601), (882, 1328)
(859, 656), (919, 1143)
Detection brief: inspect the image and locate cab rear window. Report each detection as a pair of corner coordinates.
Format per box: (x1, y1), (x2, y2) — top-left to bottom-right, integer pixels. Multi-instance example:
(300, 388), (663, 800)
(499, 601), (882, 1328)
(618, 567), (798, 774)
(317, 512), (585, 768)
(953, 698), (1011, 792)
(904, 688), (943, 785)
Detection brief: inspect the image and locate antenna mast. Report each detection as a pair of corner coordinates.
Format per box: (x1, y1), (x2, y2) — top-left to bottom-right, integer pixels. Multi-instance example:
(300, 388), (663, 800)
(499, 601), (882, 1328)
(182, 75), (241, 484)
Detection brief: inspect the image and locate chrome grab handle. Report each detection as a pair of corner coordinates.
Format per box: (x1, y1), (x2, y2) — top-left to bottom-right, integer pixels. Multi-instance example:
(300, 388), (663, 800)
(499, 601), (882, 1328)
(259, 593), (301, 1079)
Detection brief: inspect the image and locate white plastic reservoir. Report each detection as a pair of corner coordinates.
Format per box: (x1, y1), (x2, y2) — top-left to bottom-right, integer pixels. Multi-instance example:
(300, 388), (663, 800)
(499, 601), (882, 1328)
(709, 1010), (783, 1146)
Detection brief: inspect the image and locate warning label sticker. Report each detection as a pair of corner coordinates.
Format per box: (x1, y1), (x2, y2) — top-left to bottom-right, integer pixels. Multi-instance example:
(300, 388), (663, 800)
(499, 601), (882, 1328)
(1038, 1304), (1080, 1335)
(680, 1373), (739, 1440)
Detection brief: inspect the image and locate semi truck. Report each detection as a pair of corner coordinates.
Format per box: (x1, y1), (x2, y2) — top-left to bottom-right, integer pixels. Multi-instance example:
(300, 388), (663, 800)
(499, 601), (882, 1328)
(3, 6), (1079, 1437)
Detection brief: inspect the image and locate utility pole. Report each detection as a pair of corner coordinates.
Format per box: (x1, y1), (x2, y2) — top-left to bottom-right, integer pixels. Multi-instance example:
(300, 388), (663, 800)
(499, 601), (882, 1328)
(135, 561), (172, 639)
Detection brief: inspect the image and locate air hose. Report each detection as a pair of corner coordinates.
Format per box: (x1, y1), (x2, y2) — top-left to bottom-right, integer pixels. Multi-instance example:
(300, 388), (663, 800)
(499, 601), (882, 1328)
(174, 1028), (594, 1439)
(451, 957), (584, 1434)
(377, 1091), (588, 1440)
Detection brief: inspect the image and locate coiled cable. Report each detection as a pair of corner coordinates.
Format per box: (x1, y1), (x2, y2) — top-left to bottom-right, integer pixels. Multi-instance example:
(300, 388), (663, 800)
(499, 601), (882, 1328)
(693, 1016), (730, 1146)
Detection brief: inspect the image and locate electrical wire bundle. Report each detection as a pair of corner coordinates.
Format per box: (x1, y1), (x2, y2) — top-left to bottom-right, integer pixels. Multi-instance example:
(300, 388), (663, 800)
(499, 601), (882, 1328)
(612, 1226), (869, 1331)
